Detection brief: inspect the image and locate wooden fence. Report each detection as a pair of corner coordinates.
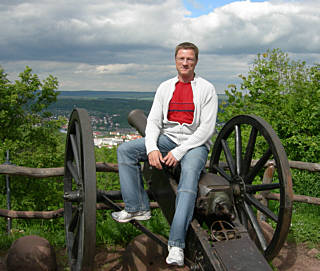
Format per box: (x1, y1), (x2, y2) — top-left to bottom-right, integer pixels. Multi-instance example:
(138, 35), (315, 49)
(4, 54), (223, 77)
(0, 160), (319, 220)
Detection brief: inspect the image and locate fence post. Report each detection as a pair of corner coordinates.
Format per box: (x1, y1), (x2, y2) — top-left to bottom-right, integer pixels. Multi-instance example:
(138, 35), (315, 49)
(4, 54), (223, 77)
(258, 163), (275, 222)
(4, 150), (12, 234)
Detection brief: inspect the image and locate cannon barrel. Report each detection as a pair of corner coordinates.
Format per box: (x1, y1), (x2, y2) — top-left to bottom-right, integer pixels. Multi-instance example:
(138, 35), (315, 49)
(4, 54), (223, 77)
(128, 109), (147, 137)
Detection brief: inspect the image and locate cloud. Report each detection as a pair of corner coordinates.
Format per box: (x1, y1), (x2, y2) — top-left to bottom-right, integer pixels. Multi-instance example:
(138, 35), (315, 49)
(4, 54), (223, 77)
(0, 0), (319, 93)
(95, 64), (148, 75)
(0, 0), (186, 62)
(184, 0), (320, 54)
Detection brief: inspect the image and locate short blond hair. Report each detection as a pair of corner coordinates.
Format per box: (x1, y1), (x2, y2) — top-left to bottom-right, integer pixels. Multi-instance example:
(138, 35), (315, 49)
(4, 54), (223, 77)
(175, 42), (199, 60)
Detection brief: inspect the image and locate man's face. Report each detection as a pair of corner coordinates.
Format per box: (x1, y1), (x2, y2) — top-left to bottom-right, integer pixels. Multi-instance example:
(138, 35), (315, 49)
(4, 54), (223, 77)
(175, 49), (197, 80)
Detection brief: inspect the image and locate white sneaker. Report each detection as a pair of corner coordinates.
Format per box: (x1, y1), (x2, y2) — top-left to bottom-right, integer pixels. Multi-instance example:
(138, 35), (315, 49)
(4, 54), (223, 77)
(111, 209), (151, 223)
(166, 246), (184, 266)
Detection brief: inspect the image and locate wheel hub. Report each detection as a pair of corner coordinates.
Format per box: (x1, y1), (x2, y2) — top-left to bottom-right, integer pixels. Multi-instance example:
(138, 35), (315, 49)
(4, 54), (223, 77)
(63, 190), (83, 202)
(232, 175), (246, 202)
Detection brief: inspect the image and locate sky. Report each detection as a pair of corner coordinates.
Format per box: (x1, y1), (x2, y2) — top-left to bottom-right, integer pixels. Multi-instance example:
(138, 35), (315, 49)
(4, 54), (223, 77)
(1, 0), (319, 94)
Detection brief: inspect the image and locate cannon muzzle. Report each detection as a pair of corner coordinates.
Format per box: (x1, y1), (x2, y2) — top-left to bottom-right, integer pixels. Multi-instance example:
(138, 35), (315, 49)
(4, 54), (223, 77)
(128, 109), (147, 137)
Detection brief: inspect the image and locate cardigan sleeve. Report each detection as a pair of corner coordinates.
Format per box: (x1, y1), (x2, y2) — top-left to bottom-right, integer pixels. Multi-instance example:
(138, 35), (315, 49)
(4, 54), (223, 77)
(145, 85), (164, 154)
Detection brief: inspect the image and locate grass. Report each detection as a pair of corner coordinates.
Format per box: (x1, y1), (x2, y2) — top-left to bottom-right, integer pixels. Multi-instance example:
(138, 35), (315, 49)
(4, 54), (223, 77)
(0, 218), (66, 250)
(288, 203), (320, 245)
(96, 208), (170, 247)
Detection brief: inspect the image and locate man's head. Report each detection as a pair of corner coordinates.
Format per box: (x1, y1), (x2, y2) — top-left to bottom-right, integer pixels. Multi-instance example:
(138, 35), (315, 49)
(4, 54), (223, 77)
(175, 42), (199, 61)
(175, 42), (199, 82)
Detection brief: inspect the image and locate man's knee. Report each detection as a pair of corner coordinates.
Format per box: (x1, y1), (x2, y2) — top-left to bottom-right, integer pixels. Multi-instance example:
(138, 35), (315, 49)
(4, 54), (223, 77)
(117, 139), (146, 163)
(117, 141), (134, 162)
(117, 141), (128, 154)
(181, 165), (204, 178)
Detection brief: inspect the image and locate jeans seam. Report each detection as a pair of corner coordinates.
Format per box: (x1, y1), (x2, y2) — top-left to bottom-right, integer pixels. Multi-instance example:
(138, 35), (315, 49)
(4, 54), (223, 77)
(177, 188), (197, 195)
(136, 165), (145, 210)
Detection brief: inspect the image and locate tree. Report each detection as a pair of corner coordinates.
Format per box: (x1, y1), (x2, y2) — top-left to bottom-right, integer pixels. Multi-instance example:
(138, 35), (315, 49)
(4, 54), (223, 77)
(0, 66), (65, 223)
(0, 66), (64, 167)
(220, 48), (320, 163)
(1, 66), (58, 139)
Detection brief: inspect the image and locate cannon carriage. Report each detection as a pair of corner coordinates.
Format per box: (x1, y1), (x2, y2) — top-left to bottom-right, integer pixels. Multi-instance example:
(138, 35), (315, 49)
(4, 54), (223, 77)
(63, 108), (293, 271)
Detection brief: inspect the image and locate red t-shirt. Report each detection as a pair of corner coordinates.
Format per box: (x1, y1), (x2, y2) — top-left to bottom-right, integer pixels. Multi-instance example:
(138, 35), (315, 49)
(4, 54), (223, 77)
(167, 81), (195, 124)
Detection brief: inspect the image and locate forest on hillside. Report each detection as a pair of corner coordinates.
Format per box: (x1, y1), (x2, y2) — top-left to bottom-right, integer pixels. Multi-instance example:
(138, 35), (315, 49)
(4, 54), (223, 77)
(47, 94), (228, 128)
(48, 97), (154, 128)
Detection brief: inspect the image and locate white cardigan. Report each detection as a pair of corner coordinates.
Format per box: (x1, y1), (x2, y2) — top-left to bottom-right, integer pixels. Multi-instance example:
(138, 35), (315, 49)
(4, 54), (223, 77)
(145, 75), (218, 161)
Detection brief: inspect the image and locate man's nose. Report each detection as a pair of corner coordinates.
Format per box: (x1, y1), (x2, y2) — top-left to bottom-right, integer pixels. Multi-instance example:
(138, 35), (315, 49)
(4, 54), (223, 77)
(182, 59), (188, 64)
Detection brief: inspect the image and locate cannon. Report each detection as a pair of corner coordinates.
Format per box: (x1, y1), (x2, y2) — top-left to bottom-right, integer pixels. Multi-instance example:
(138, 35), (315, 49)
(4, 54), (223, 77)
(63, 108), (293, 271)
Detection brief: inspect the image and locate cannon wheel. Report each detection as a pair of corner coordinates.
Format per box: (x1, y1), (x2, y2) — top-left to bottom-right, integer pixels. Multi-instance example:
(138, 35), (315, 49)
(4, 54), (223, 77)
(64, 108), (96, 271)
(209, 114), (293, 261)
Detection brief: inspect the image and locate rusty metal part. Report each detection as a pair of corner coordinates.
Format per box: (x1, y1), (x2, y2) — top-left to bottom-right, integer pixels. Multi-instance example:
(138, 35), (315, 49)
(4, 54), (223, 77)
(209, 114), (293, 261)
(196, 173), (233, 218)
(187, 219), (228, 271)
(210, 220), (240, 241)
(214, 234), (272, 271)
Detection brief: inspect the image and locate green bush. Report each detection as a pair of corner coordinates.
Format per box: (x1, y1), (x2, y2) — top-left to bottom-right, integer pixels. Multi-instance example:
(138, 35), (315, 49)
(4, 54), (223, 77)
(220, 49), (320, 163)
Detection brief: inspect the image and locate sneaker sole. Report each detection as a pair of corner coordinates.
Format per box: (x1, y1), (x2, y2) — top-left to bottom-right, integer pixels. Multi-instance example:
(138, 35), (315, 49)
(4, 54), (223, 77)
(112, 214), (151, 223)
(166, 258), (184, 267)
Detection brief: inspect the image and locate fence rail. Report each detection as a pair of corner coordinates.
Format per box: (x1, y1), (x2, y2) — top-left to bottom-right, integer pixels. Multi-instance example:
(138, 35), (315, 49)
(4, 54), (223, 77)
(0, 160), (319, 220)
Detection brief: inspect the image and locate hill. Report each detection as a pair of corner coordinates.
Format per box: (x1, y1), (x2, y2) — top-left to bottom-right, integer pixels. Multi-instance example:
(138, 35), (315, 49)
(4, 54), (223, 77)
(49, 91), (227, 129)
(58, 90), (155, 100)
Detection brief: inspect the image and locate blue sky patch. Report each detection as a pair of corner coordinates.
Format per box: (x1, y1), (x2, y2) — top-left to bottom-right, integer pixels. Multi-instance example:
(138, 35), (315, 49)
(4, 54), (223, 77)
(183, 0), (268, 17)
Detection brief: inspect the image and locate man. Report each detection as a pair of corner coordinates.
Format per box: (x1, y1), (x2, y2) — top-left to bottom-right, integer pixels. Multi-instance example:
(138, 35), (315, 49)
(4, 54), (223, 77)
(112, 42), (218, 266)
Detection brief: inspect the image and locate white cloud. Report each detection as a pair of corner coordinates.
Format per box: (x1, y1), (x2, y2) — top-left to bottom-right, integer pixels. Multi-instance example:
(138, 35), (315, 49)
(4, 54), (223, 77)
(0, 0), (319, 93)
(95, 64), (146, 75)
(185, 0), (320, 54)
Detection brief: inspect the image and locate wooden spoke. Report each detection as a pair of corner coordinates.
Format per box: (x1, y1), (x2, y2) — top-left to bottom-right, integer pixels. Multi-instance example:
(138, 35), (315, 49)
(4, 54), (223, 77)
(246, 183), (281, 193)
(70, 134), (81, 178)
(245, 194), (278, 222)
(221, 139), (236, 178)
(242, 127), (258, 177)
(245, 148), (272, 184)
(235, 124), (242, 176)
(244, 201), (268, 252)
(211, 164), (232, 182)
(66, 161), (80, 185)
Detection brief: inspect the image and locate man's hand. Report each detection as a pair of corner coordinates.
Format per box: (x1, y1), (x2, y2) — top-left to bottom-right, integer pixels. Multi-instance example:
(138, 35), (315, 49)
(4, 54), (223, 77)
(163, 151), (178, 168)
(148, 150), (164, 169)
(148, 150), (178, 169)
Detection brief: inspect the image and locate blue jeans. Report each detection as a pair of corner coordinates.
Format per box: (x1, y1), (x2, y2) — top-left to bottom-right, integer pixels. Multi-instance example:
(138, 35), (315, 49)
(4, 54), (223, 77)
(117, 134), (208, 249)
